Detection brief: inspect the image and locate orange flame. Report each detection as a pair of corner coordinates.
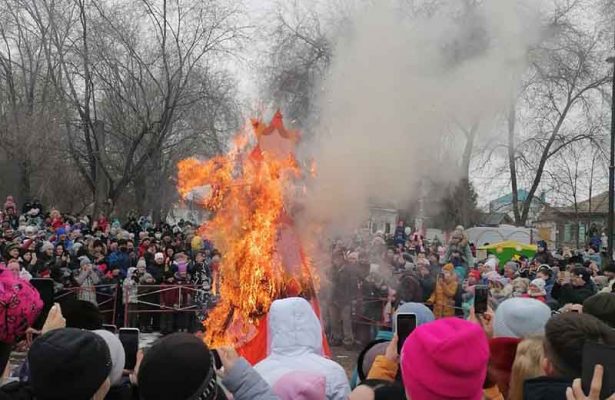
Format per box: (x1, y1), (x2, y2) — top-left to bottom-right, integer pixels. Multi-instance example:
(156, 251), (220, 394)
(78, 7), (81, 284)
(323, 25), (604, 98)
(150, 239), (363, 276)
(177, 113), (318, 349)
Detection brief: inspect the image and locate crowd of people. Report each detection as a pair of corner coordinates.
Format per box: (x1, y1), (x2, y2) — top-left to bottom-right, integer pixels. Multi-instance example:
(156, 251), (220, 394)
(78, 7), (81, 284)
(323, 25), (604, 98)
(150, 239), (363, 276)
(2, 198), (615, 399)
(0, 196), (218, 333)
(325, 222), (615, 349)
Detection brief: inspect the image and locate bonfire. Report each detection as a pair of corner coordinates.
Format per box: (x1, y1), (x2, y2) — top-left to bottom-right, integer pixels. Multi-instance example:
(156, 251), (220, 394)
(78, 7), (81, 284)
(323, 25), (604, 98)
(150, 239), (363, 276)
(177, 111), (320, 363)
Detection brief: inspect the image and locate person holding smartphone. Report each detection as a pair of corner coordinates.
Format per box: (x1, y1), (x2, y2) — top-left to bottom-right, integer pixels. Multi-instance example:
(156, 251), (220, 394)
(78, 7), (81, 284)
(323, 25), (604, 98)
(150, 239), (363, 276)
(426, 263), (458, 318)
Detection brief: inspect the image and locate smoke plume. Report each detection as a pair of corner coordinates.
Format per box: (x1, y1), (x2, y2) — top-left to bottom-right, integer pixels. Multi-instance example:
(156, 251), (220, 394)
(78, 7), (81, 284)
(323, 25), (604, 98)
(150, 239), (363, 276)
(302, 0), (539, 234)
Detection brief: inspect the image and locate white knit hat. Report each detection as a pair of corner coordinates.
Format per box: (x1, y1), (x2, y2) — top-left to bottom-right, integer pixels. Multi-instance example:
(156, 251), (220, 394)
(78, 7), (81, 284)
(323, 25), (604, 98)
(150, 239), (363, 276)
(530, 278), (546, 295)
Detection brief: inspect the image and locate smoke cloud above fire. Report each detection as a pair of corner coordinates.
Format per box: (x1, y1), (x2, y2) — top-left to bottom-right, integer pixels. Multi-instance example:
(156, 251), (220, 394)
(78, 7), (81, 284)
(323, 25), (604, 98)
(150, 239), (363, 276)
(302, 0), (539, 233)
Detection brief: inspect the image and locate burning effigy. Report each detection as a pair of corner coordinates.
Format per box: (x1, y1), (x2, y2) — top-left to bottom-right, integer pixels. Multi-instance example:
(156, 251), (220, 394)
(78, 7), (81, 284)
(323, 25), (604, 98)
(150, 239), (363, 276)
(177, 111), (322, 364)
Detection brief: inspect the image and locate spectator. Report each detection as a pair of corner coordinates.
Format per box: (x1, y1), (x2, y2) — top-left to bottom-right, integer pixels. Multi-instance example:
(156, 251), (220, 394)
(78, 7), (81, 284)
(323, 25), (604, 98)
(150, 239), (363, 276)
(272, 371), (326, 400)
(427, 263), (458, 318)
(254, 297), (350, 400)
(329, 251), (360, 348)
(494, 298), (551, 338)
(138, 333), (276, 400)
(507, 336), (544, 400)
(400, 318), (489, 400)
(511, 277), (530, 297)
(582, 292), (615, 328)
(524, 313), (615, 399)
(551, 266), (596, 306)
(61, 299), (104, 330)
(526, 278), (547, 303)
(6, 260), (32, 281)
(600, 262), (615, 293)
(92, 330), (130, 400)
(76, 256), (101, 305)
(29, 328), (112, 400)
(536, 265), (555, 300)
(532, 241), (554, 266)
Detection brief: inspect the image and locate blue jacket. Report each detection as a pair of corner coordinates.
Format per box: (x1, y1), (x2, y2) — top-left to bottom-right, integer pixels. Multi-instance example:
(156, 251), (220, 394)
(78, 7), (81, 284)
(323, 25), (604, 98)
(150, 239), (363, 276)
(107, 251), (130, 279)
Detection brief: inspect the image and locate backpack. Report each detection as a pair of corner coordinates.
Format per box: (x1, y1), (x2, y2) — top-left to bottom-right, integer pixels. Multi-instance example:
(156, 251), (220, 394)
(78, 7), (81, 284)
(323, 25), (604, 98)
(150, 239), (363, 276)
(0, 269), (43, 343)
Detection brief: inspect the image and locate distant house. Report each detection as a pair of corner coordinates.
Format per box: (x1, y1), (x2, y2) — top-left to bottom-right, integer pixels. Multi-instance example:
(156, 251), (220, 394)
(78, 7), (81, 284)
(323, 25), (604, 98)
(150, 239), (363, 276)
(367, 206), (399, 234)
(533, 191), (608, 249)
(480, 212), (514, 226)
(489, 190), (546, 225)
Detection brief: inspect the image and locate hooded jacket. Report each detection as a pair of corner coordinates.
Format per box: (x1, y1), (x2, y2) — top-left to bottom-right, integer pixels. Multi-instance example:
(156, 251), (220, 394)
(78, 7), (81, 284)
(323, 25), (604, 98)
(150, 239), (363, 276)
(254, 297), (350, 400)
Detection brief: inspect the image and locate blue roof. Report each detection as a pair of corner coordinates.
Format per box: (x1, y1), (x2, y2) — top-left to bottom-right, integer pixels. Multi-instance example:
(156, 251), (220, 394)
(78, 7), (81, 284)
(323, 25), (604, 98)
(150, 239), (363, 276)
(491, 190), (530, 205)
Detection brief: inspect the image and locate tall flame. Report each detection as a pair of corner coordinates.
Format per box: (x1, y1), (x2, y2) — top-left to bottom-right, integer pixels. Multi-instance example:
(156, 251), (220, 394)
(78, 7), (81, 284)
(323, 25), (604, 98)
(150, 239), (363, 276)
(177, 112), (318, 349)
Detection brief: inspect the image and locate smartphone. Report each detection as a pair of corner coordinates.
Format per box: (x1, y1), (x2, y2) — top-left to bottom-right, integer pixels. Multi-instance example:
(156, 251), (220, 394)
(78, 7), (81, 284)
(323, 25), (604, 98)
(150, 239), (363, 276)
(29, 278), (55, 330)
(474, 285), (489, 314)
(102, 324), (118, 334)
(119, 328), (140, 370)
(396, 313), (417, 354)
(211, 349), (223, 370)
(582, 341), (615, 399)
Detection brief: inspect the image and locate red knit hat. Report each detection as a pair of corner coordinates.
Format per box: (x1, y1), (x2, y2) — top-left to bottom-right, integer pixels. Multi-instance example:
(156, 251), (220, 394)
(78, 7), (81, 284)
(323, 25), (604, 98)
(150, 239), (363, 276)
(401, 318), (489, 400)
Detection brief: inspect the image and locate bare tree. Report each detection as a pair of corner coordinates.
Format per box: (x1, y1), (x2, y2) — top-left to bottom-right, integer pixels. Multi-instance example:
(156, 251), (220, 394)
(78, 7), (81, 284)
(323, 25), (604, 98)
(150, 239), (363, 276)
(506, 1), (611, 226)
(19, 0), (244, 216)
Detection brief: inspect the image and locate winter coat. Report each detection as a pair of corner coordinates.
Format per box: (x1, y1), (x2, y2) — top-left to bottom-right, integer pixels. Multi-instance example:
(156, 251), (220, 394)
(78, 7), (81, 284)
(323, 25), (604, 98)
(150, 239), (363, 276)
(254, 298), (350, 400)
(75, 268), (100, 304)
(222, 357), (278, 400)
(551, 282), (595, 306)
(427, 277), (458, 318)
(107, 251), (130, 279)
(523, 376), (571, 400)
(367, 355), (397, 382)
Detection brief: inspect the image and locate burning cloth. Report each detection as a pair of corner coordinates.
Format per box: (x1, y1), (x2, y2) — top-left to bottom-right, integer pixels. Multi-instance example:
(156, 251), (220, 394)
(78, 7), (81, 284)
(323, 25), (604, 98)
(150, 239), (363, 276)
(177, 112), (324, 364)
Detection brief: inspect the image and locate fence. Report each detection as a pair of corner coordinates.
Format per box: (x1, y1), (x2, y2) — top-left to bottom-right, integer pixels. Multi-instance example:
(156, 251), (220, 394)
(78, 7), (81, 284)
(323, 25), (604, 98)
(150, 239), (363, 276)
(54, 284), (120, 325)
(123, 284), (207, 327)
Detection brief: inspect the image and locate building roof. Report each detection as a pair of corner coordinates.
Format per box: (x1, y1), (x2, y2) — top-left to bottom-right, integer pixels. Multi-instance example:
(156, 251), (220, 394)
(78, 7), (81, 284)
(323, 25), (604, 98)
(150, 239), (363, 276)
(557, 191), (609, 214)
(480, 212), (514, 226)
(536, 191), (609, 221)
(491, 190), (531, 205)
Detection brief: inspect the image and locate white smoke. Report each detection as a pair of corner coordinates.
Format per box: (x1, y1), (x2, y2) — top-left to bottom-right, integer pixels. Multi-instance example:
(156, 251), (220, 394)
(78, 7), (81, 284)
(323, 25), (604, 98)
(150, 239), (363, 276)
(302, 0), (539, 234)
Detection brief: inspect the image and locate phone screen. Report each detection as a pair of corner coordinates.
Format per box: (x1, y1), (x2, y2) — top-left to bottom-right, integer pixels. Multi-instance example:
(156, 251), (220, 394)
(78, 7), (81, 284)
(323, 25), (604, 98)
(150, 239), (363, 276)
(474, 285), (489, 314)
(582, 341), (615, 399)
(119, 328), (140, 370)
(396, 313), (417, 354)
(29, 278), (55, 330)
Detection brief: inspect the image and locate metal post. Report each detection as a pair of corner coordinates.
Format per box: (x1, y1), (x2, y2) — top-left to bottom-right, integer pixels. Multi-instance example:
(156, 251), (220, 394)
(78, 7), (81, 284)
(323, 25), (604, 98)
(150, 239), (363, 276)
(608, 51), (615, 261)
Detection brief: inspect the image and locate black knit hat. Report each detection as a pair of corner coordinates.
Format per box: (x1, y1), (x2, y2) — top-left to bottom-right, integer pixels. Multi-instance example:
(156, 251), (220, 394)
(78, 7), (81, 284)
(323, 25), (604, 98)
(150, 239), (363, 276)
(138, 333), (218, 400)
(28, 328), (111, 400)
(583, 293), (615, 328)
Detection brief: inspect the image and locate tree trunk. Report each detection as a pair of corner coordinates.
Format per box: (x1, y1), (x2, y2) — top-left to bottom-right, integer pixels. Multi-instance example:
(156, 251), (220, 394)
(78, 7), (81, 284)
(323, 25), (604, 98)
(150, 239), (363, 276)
(461, 123), (478, 180)
(133, 173), (147, 215)
(507, 105), (522, 225)
(19, 159), (31, 201)
(93, 120), (108, 216)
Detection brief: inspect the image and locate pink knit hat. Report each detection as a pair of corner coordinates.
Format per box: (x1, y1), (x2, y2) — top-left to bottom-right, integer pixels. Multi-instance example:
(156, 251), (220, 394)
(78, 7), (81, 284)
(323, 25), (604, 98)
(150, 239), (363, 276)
(272, 371), (326, 400)
(401, 318), (489, 400)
